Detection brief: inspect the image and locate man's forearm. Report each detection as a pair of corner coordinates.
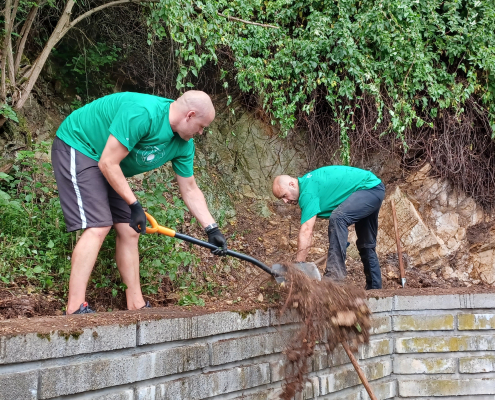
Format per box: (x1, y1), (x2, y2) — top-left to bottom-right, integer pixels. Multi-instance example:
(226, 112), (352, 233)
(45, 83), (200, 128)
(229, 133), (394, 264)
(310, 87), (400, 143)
(98, 162), (136, 205)
(296, 228), (313, 262)
(296, 216), (316, 262)
(182, 186), (215, 228)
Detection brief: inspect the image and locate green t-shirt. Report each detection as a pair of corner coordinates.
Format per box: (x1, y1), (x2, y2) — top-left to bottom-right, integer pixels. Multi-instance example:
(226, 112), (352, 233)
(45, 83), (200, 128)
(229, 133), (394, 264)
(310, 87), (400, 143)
(298, 166), (382, 224)
(56, 92), (195, 178)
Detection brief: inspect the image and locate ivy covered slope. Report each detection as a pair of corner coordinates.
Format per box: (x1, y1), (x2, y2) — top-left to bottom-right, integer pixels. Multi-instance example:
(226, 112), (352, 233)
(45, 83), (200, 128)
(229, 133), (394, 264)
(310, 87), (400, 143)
(151, 0), (495, 158)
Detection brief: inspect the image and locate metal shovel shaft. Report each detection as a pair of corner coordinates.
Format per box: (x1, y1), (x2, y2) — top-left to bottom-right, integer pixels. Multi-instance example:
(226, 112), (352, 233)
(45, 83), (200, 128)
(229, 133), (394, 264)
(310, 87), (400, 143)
(175, 233), (321, 283)
(173, 232), (280, 278)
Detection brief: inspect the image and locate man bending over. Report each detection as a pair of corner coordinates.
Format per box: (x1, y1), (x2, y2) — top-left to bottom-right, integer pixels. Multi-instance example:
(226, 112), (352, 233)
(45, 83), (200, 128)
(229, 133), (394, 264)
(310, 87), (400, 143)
(272, 166), (385, 289)
(52, 90), (227, 314)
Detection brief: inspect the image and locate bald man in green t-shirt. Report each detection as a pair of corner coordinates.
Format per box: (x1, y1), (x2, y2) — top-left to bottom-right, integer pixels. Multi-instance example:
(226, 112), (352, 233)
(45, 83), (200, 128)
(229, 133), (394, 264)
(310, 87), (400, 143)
(52, 91), (228, 314)
(272, 166), (385, 289)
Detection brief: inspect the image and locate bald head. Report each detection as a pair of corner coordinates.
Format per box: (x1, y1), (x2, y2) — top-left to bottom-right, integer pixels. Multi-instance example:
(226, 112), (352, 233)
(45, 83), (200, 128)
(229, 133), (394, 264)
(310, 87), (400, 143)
(170, 90), (216, 141)
(273, 175), (292, 197)
(272, 175), (299, 205)
(176, 90), (215, 119)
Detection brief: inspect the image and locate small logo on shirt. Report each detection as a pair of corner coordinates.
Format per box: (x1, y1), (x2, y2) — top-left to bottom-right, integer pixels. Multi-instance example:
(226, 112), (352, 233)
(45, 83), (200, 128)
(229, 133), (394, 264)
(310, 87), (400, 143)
(135, 145), (165, 167)
(306, 173), (312, 178)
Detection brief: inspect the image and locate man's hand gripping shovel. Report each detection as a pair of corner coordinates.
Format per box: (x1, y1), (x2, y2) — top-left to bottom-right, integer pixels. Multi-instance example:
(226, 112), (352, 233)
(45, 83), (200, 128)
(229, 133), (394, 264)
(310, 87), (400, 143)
(145, 213), (321, 284)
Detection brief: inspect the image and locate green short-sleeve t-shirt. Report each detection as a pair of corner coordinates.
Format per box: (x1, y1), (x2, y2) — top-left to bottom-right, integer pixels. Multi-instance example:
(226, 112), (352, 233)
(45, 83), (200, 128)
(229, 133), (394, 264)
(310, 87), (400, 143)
(56, 92), (195, 178)
(298, 166), (382, 224)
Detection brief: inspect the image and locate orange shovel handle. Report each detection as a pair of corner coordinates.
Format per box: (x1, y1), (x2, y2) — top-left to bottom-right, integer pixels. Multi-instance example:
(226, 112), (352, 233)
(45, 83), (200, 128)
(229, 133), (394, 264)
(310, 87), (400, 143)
(145, 212), (176, 237)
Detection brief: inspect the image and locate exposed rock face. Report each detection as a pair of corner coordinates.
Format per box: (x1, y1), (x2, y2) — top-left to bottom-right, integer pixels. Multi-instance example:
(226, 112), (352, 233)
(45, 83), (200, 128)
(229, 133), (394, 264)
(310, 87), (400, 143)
(377, 185), (447, 270)
(201, 101), (309, 199)
(373, 164), (495, 286)
(192, 100), (309, 220)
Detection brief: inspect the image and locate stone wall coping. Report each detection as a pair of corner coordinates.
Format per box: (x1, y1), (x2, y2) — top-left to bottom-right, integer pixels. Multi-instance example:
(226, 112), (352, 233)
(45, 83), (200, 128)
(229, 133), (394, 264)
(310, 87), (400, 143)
(369, 292), (495, 313)
(2, 290), (494, 339)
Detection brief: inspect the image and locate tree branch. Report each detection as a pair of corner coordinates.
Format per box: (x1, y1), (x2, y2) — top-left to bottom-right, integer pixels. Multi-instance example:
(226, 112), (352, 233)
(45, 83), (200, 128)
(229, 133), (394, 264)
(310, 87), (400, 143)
(14, 0), (279, 111)
(10, 0), (20, 28)
(68, 0), (159, 30)
(193, 5), (279, 29)
(14, 2), (41, 75)
(15, 0), (76, 110)
(7, 0), (19, 83)
(216, 12), (279, 29)
(16, 0), (160, 109)
(7, 37), (16, 86)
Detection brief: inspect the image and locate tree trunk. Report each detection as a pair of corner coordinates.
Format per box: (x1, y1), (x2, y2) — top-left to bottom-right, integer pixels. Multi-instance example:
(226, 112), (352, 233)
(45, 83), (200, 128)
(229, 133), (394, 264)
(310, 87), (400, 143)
(1, 0), (13, 102)
(15, 0), (76, 110)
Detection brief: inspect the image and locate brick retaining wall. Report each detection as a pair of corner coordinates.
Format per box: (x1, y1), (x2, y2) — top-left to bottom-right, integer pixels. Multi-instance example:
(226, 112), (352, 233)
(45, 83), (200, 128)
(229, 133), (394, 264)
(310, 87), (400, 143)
(1, 293), (494, 399)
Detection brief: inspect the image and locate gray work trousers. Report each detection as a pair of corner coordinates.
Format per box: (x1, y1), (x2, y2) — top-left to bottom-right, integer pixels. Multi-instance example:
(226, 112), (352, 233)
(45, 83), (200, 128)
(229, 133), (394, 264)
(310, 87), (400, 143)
(325, 182), (385, 289)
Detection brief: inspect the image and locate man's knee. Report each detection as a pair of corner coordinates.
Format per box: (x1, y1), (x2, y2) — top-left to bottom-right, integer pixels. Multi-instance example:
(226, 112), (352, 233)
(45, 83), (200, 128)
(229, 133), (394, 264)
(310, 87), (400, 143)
(85, 226), (111, 241)
(114, 223), (140, 242)
(324, 263), (346, 281)
(358, 246), (377, 259)
(328, 211), (349, 227)
(357, 242), (377, 253)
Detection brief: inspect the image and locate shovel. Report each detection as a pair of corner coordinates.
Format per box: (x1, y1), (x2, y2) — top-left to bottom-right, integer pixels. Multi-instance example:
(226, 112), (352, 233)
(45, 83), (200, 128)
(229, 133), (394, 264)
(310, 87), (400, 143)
(144, 212), (321, 284)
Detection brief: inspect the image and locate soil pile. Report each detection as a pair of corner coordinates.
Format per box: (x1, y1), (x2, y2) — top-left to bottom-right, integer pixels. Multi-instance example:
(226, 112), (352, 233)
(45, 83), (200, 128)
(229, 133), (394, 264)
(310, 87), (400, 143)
(278, 265), (371, 399)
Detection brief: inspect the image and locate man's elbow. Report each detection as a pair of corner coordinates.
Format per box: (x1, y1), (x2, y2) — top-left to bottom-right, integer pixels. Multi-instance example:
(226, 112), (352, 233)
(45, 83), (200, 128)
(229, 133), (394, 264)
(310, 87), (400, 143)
(300, 226), (313, 237)
(301, 222), (316, 235)
(179, 179), (199, 196)
(98, 159), (111, 174)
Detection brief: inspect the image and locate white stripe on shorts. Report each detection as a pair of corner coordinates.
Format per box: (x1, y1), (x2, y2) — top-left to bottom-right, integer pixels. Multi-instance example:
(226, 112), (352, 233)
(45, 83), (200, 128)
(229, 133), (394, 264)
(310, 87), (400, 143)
(70, 147), (87, 229)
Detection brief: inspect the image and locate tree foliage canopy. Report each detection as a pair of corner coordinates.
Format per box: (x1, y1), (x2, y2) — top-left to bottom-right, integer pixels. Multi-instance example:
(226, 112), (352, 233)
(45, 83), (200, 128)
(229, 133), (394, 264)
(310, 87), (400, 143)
(149, 0), (495, 157)
(2, 0), (495, 204)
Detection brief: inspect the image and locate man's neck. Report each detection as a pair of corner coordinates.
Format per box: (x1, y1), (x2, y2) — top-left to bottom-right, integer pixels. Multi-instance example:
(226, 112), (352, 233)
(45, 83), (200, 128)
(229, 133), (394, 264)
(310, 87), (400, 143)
(169, 101), (179, 132)
(293, 178), (300, 198)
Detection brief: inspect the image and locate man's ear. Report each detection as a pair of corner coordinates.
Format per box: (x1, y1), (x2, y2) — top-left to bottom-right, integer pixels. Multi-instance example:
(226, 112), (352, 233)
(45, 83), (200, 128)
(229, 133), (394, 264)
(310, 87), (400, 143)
(186, 110), (196, 120)
(289, 180), (296, 188)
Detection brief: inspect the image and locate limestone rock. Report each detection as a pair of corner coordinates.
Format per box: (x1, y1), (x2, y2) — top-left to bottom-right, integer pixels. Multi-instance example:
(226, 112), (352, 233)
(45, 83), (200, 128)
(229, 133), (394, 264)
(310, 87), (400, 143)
(471, 235), (495, 285)
(377, 186), (447, 269)
(375, 165), (495, 285)
(203, 100), (308, 199)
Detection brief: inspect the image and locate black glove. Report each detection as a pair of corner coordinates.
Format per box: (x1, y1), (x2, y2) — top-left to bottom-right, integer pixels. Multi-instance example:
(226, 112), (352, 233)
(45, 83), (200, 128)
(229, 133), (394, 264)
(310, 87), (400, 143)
(129, 201), (147, 234)
(206, 225), (227, 255)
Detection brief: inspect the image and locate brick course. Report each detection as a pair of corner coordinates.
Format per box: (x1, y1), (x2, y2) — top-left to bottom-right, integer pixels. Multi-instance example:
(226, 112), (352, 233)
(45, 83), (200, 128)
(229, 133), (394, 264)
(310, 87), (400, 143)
(394, 356), (456, 374)
(459, 355), (495, 373)
(396, 334), (495, 353)
(39, 343), (208, 398)
(399, 378), (495, 397)
(393, 314), (454, 331)
(0, 323), (136, 364)
(458, 313), (495, 330)
(150, 364), (270, 399)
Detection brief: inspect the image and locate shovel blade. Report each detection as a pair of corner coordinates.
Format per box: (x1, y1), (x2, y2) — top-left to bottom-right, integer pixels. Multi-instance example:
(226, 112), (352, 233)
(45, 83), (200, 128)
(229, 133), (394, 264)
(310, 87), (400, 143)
(271, 262), (322, 284)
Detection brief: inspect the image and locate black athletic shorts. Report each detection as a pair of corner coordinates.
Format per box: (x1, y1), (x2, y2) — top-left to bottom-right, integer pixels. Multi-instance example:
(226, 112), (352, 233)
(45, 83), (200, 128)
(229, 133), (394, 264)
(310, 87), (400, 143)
(51, 137), (131, 232)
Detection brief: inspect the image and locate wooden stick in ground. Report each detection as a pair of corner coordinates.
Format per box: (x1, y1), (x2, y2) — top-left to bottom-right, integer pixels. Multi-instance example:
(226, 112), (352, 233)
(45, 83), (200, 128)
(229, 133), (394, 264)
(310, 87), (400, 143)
(314, 255), (327, 265)
(341, 341), (378, 400)
(391, 198), (406, 287)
